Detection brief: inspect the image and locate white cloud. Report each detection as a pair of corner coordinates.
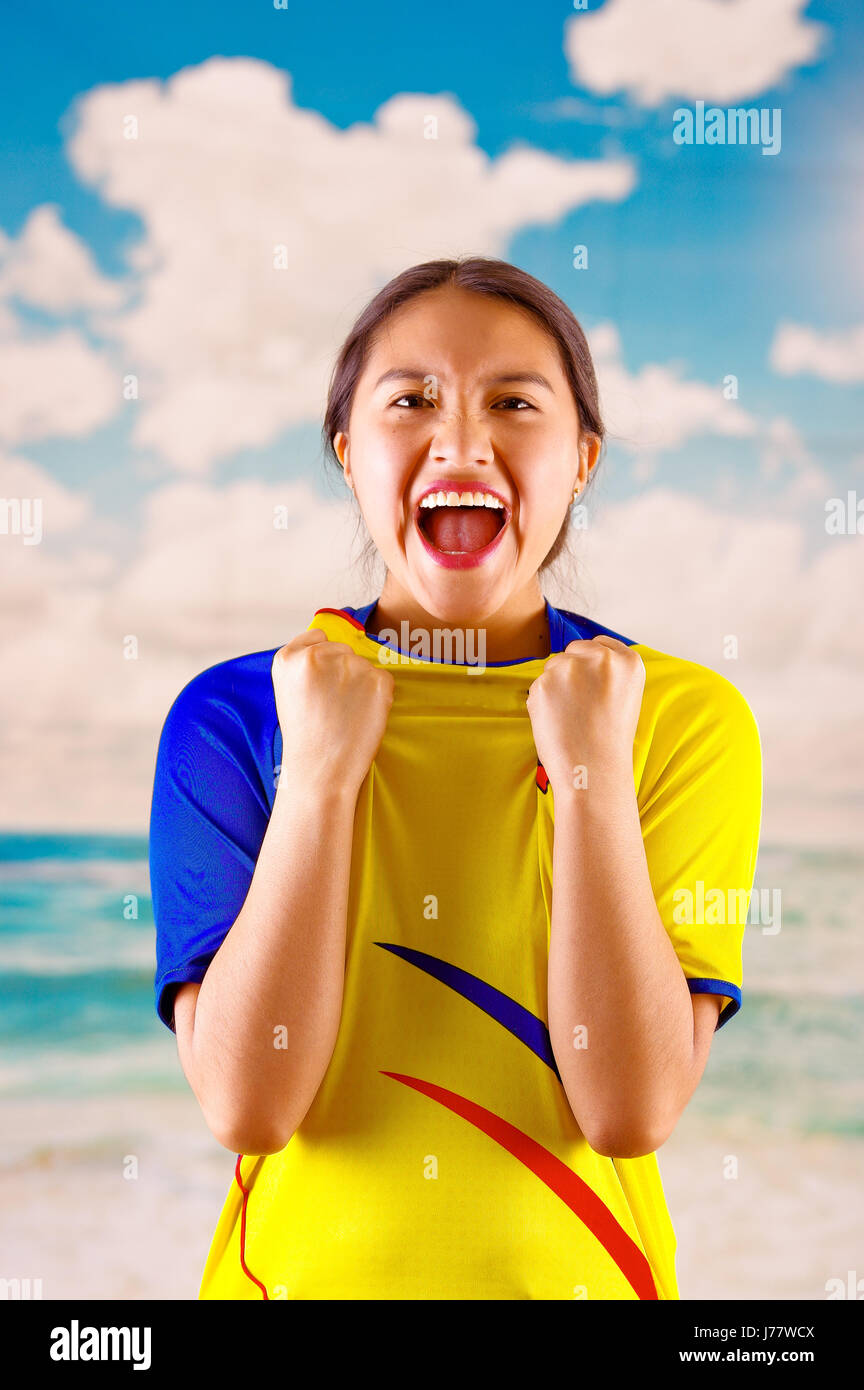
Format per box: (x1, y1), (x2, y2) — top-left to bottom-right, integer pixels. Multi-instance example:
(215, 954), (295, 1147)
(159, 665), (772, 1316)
(0, 453), (106, 647)
(0, 328), (121, 446)
(103, 477), (370, 655)
(758, 414), (828, 500)
(0, 302), (24, 339)
(0, 452), (92, 532)
(770, 320), (864, 384)
(0, 205), (127, 314)
(0, 206), (127, 447)
(588, 320), (758, 475)
(565, 0), (827, 107)
(586, 323), (823, 488)
(60, 57), (635, 473)
(552, 485), (864, 671)
(0, 476), (369, 721)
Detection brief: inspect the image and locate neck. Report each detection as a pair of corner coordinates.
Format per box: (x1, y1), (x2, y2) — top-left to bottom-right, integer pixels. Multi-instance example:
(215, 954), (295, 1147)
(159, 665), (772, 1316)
(365, 578), (550, 663)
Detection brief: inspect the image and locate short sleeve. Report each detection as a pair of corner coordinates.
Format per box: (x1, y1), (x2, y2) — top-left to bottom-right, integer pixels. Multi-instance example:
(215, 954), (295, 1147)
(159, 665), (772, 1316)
(149, 670), (273, 1032)
(634, 652), (763, 1030)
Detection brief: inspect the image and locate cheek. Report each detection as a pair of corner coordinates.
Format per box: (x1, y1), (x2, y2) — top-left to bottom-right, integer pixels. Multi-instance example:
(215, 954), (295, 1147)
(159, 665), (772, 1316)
(517, 480), (569, 537)
(355, 460), (412, 542)
(359, 490), (400, 543)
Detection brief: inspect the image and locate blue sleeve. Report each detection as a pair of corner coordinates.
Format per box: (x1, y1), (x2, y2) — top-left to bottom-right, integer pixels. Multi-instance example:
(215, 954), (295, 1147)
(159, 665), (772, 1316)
(148, 670), (273, 1032)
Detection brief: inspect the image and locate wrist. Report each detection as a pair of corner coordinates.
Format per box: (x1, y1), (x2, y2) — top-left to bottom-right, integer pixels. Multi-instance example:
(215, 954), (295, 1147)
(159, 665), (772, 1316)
(273, 759), (362, 810)
(548, 750), (635, 808)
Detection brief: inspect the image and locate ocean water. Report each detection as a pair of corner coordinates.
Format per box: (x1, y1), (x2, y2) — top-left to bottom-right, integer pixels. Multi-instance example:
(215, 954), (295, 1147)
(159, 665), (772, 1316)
(0, 834), (862, 1136)
(0, 833), (178, 1099)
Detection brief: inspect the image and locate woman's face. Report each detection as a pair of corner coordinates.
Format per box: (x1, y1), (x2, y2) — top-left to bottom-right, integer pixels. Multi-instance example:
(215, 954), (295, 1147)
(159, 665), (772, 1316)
(334, 285), (599, 624)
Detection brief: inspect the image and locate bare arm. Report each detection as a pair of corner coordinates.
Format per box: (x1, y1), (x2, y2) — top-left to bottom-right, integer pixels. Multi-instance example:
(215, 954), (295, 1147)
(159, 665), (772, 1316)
(527, 636), (737, 1160)
(173, 772), (359, 1156)
(171, 629), (393, 1156)
(547, 766), (721, 1158)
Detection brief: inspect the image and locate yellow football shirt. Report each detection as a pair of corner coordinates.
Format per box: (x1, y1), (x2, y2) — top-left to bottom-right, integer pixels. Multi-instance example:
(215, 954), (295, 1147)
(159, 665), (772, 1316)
(175, 602), (762, 1301)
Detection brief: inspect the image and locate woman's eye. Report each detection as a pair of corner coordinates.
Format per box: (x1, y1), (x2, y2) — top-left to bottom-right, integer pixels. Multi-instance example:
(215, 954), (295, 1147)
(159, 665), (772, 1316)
(391, 394), (533, 409)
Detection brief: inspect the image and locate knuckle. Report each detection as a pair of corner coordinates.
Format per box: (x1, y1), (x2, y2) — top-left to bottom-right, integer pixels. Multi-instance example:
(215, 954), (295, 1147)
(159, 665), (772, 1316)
(375, 667), (394, 691)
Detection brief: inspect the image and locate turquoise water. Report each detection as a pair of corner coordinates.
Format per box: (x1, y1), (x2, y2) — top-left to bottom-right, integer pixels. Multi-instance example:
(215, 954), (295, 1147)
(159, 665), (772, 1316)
(0, 833), (183, 1097)
(0, 835), (862, 1135)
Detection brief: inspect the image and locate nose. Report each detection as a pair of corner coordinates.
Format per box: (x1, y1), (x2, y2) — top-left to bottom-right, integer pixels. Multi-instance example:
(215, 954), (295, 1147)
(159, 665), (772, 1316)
(428, 409), (495, 468)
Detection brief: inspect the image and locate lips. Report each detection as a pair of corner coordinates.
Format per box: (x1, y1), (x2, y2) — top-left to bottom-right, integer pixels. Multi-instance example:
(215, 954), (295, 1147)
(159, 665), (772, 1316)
(413, 496), (511, 570)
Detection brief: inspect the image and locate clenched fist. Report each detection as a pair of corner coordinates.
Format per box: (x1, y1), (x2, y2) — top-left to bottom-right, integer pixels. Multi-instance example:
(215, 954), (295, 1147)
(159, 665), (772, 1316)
(526, 636), (645, 792)
(272, 629), (395, 801)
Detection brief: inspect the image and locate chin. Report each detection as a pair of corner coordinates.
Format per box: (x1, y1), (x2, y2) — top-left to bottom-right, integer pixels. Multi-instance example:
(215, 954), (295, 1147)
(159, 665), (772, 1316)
(411, 574), (514, 627)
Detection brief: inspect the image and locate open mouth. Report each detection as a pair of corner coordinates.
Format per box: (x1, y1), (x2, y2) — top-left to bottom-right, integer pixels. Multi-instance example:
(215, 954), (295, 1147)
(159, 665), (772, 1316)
(414, 488), (511, 569)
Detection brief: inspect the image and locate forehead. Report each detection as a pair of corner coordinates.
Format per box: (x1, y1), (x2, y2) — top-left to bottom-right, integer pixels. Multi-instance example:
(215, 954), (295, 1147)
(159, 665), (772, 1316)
(361, 287), (565, 382)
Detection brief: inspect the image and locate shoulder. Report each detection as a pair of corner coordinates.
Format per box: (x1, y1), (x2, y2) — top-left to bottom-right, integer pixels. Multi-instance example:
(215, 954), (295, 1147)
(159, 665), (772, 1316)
(553, 605), (760, 754)
(628, 643), (762, 799)
(634, 642), (760, 748)
(157, 646), (282, 760)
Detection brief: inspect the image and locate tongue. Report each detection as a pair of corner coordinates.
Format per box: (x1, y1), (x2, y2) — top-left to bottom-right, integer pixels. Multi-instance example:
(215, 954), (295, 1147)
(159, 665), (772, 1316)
(424, 505), (501, 553)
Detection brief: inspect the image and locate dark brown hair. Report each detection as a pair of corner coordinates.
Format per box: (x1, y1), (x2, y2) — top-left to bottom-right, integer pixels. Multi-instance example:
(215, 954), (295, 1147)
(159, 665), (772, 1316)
(321, 256), (605, 582)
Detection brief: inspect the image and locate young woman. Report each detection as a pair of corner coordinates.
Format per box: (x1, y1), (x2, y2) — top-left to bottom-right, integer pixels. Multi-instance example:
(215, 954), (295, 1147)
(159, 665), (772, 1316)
(149, 257), (762, 1300)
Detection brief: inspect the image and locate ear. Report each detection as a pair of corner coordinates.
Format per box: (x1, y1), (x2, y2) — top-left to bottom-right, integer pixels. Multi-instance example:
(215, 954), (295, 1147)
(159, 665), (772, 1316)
(333, 431), (353, 491)
(578, 432), (601, 485)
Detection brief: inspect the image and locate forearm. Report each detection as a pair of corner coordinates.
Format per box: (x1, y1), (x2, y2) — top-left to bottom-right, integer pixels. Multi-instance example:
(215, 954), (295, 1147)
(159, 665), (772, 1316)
(547, 759), (697, 1157)
(186, 771), (358, 1154)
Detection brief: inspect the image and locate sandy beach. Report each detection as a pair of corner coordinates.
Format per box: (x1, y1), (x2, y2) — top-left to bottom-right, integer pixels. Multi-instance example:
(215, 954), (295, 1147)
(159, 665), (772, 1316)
(2, 1088), (860, 1301)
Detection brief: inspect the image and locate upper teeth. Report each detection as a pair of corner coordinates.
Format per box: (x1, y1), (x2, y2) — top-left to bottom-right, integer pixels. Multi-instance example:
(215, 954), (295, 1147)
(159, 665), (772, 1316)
(419, 490), (504, 510)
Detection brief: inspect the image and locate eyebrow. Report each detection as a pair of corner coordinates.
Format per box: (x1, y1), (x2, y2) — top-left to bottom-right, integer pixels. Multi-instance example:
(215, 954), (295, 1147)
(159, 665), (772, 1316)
(373, 368), (555, 393)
